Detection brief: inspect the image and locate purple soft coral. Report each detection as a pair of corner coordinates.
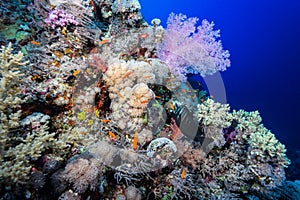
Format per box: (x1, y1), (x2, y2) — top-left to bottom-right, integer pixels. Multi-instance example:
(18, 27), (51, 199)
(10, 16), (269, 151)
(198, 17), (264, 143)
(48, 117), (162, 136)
(44, 9), (79, 29)
(156, 13), (231, 81)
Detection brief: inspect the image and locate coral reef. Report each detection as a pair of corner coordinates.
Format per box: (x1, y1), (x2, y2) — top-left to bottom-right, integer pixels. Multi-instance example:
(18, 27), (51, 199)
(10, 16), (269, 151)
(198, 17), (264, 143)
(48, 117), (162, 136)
(0, 0), (297, 199)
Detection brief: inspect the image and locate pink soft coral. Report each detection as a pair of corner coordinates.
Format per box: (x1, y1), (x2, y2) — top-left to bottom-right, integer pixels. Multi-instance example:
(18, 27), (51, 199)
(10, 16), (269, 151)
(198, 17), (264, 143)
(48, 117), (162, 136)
(156, 13), (231, 81)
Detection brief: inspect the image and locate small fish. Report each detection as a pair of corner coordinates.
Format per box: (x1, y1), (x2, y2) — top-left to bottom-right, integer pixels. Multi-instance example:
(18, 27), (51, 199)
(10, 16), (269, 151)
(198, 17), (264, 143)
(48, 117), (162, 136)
(109, 131), (117, 141)
(181, 168), (186, 180)
(53, 51), (64, 59)
(63, 91), (68, 100)
(101, 119), (111, 123)
(170, 101), (175, 111)
(72, 69), (80, 76)
(122, 71), (133, 78)
(94, 109), (100, 117)
(155, 96), (161, 99)
(133, 131), (138, 151)
(138, 33), (149, 39)
(62, 27), (67, 35)
(68, 119), (75, 126)
(141, 99), (149, 104)
(30, 41), (41, 45)
(64, 47), (72, 54)
(51, 60), (61, 68)
(99, 39), (110, 45)
(181, 89), (188, 93)
(31, 74), (41, 81)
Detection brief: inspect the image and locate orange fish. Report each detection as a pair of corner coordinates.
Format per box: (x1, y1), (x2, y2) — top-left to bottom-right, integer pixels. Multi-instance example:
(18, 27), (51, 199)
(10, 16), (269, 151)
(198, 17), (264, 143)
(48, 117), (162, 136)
(73, 69), (80, 76)
(133, 131), (138, 151)
(170, 102), (175, 111)
(63, 91), (68, 100)
(122, 71), (133, 78)
(109, 131), (117, 141)
(181, 168), (186, 180)
(141, 99), (149, 104)
(100, 39), (110, 45)
(51, 60), (61, 68)
(101, 119), (111, 123)
(53, 51), (64, 59)
(155, 96), (161, 99)
(62, 27), (67, 35)
(138, 33), (149, 39)
(181, 89), (188, 93)
(30, 41), (41, 45)
(68, 119), (75, 126)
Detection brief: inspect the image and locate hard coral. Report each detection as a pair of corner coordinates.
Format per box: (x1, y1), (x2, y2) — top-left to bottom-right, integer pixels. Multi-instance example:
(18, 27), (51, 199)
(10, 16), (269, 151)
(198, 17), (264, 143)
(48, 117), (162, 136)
(0, 42), (28, 183)
(103, 59), (158, 130)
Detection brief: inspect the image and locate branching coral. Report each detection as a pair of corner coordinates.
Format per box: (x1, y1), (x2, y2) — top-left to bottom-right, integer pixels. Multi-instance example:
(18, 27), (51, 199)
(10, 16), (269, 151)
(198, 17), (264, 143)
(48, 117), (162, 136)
(0, 42), (28, 164)
(232, 109), (290, 167)
(1, 114), (56, 183)
(196, 98), (233, 149)
(156, 13), (230, 81)
(163, 168), (197, 199)
(187, 99), (291, 198)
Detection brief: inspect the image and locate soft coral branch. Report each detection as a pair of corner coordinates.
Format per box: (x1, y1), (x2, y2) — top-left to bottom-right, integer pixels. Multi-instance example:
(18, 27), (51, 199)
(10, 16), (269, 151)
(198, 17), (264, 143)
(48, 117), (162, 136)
(156, 13), (230, 81)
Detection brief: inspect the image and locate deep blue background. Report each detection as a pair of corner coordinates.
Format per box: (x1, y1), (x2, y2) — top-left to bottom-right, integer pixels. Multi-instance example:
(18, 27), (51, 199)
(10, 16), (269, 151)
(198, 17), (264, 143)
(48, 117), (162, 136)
(139, 0), (300, 150)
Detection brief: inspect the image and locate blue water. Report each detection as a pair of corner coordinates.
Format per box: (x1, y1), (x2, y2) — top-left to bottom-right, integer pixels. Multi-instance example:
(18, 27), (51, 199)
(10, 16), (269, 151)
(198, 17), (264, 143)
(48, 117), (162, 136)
(140, 0), (300, 150)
